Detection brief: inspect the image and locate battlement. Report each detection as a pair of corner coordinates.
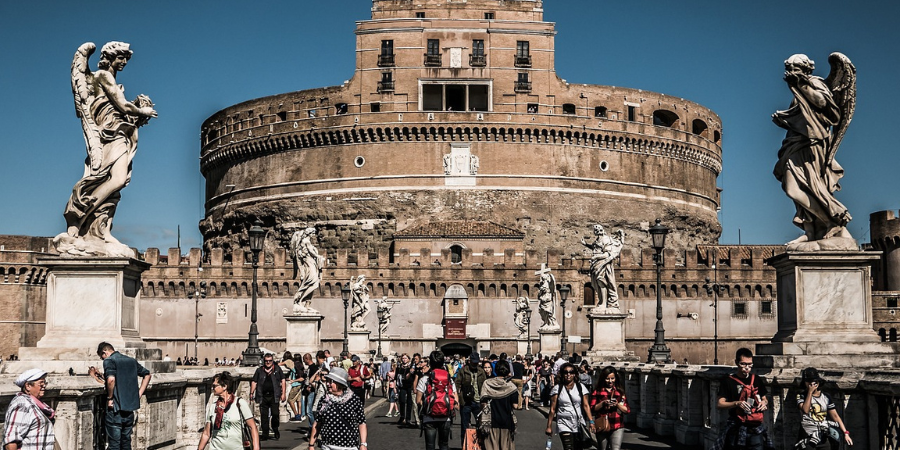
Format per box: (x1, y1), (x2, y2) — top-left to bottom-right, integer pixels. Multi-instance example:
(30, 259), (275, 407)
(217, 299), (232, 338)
(871, 210), (900, 250)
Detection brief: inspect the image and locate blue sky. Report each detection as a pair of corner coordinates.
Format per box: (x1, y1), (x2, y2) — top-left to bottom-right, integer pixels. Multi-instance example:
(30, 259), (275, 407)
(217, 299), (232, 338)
(1, 1), (898, 252)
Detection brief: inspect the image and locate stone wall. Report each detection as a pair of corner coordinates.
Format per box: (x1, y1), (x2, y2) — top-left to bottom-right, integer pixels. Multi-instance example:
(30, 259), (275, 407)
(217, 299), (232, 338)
(0, 236), (53, 359)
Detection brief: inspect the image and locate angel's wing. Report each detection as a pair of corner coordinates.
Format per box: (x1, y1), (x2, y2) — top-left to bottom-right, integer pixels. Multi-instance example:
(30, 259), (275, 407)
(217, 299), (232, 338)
(548, 274), (557, 300)
(289, 231), (302, 279)
(72, 43), (103, 171)
(824, 52), (856, 165)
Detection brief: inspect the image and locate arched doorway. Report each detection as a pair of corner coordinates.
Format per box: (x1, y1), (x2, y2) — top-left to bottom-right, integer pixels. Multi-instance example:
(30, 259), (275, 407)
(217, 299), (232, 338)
(437, 338), (477, 358)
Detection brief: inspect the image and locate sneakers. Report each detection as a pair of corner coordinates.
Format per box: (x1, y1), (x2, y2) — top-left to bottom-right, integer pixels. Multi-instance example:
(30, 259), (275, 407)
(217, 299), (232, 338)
(290, 415), (302, 422)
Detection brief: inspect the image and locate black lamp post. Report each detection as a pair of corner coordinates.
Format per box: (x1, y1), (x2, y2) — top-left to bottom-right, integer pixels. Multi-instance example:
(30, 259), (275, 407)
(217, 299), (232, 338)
(647, 218), (672, 364)
(524, 303), (533, 360)
(241, 219), (265, 366)
(704, 247), (724, 365)
(559, 285), (571, 358)
(187, 281), (206, 360)
(341, 282), (351, 355)
(376, 306), (384, 358)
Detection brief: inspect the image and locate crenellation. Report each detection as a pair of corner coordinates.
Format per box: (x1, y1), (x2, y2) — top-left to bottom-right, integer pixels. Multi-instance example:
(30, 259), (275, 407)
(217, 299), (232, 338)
(144, 248), (159, 265)
(167, 248), (179, 265)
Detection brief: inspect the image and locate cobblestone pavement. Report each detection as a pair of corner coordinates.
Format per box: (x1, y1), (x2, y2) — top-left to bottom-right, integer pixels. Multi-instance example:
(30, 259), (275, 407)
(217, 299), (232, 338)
(273, 395), (690, 450)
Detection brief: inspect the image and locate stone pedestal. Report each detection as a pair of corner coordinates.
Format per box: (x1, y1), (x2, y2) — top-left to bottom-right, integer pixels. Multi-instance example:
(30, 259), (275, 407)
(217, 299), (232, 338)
(4, 257), (174, 374)
(539, 329), (561, 355)
(348, 330), (372, 355)
(585, 310), (639, 362)
(285, 312), (324, 354)
(757, 251), (900, 368)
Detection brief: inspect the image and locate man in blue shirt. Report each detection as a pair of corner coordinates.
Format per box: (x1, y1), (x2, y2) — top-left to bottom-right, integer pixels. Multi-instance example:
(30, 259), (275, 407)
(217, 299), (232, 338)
(88, 342), (152, 450)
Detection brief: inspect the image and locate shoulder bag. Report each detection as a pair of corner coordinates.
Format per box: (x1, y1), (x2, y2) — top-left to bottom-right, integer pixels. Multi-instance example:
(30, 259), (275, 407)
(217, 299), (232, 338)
(236, 398), (253, 450)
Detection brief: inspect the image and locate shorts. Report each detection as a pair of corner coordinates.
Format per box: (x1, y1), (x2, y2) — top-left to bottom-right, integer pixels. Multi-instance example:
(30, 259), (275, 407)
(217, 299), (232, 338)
(288, 385), (304, 403)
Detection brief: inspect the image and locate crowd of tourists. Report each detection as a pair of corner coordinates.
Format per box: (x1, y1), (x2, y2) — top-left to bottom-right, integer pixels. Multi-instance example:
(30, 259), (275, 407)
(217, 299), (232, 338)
(2, 345), (857, 450)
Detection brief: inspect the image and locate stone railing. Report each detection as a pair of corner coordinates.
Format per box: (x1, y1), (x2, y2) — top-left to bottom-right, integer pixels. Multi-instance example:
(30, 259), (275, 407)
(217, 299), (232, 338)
(0, 368), (258, 450)
(600, 362), (900, 450)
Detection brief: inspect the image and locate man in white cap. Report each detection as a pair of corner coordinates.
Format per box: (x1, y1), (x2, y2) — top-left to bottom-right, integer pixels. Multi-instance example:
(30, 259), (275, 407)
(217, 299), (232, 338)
(3, 368), (55, 449)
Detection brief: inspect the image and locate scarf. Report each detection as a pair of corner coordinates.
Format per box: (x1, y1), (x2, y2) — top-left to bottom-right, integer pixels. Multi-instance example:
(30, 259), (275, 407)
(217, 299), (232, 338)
(29, 394), (56, 422)
(214, 394), (235, 430)
(481, 377), (517, 400)
(318, 388), (354, 414)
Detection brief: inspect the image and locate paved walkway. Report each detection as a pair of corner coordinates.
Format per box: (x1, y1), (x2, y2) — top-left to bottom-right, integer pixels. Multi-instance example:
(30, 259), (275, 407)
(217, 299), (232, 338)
(265, 394), (687, 450)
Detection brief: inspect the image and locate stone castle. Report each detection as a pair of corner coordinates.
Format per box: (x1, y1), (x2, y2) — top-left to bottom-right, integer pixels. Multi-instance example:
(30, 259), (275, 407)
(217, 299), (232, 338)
(3, 0), (899, 364)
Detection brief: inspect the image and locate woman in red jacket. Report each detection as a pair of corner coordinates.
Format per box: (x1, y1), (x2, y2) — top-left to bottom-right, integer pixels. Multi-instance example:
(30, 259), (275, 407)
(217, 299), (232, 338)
(590, 366), (630, 450)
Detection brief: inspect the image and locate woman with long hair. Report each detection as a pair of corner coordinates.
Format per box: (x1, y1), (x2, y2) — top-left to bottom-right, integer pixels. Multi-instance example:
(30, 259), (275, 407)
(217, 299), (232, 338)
(545, 363), (594, 450)
(537, 359), (554, 407)
(590, 366), (629, 450)
(385, 362), (399, 417)
(198, 371), (260, 450)
(308, 367), (368, 450)
(483, 361), (495, 379)
(522, 358), (534, 410)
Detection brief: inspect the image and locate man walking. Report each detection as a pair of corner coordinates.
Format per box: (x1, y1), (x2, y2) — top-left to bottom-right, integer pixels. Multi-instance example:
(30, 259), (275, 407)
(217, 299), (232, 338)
(714, 348), (774, 450)
(455, 353), (486, 436)
(348, 355), (370, 405)
(379, 356), (392, 397)
(250, 353), (286, 440)
(416, 350), (459, 450)
(89, 342), (151, 450)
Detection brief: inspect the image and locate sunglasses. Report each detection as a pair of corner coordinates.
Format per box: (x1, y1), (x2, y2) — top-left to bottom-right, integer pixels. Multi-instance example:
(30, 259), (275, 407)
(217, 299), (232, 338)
(563, 371), (577, 375)
(264, 360), (274, 364)
(738, 362), (753, 367)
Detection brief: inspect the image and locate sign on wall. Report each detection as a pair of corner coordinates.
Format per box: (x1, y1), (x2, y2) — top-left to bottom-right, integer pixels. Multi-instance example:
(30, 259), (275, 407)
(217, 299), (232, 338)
(216, 302), (228, 324)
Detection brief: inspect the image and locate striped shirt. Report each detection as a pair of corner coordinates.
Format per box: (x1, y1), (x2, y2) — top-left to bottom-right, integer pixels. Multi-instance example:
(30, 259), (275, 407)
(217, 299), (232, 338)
(2, 393), (55, 450)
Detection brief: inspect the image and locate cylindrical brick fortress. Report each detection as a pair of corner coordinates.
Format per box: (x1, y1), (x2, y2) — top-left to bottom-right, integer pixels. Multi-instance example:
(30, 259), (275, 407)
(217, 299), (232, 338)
(199, 0), (722, 256)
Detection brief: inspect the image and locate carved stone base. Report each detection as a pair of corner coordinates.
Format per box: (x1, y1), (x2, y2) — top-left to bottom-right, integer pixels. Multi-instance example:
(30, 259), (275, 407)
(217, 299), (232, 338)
(539, 329), (561, 355)
(757, 251), (900, 368)
(348, 330), (372, 355)
(52, 233), (136, 259)
(285, 312), (324, 354)
(585, 312), (639, 362)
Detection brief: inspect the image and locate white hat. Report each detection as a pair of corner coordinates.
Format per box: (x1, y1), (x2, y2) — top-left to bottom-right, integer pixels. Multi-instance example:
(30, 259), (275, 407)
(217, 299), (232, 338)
(324, 367), (349, 387)
(15, 368), (47, 388)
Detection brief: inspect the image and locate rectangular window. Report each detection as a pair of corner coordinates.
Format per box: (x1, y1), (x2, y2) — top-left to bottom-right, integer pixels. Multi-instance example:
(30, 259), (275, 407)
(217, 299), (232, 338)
(379, 40), (395, 67)
(527, 103), (538, 113)
(562, 104), (576, 115)
(472, 40), (485, 56)
(470, 39), (486, 67)
(468, 85), (489, 111)
(370, 102), (381, 112)
(378, 71), (394, 92)
(594, 106), (607, 118)
(889, 297), (899, 308)
(627, 105), (636, 121)
(427, 39), (440, 56)
(416, 12), (425, 18)
(420, 83), (491, 112)
(733, 302), (747, 317)
(484, 12), (495, 20)
(516, 41), (530, 58)
(425, 39), (442, 66)
(515, 73), (531, 92)
(760, 300), (773, 315)
(423, 84), (443, 111)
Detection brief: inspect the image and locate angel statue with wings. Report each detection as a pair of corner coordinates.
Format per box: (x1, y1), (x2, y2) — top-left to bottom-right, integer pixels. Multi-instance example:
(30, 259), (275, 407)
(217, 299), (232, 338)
(290, 227), (324, 313)
(349, 275), (371, 331)
(536, 265), (559, 330)
(581, 225), (626, 310)
(54, 42), (157, 257)
(773, 53), (856, 251)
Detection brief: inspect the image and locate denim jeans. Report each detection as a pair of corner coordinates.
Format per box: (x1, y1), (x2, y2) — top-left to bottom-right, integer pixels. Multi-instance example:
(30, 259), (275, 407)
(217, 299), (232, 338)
(423, 420), (452, 450)
(596, 428), (625, 450)
(459, 402), (480, 435)
(105, 410), (135, 450)
(302, 392), (316, 424)
(398, 389), (414, 423)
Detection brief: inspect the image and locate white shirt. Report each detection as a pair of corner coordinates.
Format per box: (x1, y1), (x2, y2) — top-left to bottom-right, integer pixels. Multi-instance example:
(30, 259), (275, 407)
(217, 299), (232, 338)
(551, 383), (590, 433)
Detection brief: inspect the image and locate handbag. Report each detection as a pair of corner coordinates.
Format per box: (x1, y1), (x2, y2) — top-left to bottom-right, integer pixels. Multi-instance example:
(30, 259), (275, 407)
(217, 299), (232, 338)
(235, 398), (253, 450)
(595, 413), (612, 433)
(563, 383), (598, 448)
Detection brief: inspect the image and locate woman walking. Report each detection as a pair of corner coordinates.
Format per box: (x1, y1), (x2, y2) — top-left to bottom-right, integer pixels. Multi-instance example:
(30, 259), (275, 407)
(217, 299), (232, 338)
(3, 369), (55, 450)
(308, 367), (368, 450)
(590, 366), (629, 450)
(537, 359), (554, 407)
(522, 358), (534, 410)
(395, 353), (415, 427)
(482, 361), (495, 379)
(545, 363), (594, 450)
(795, 367), (853, 449)
(197, 371), (260, 450)
(480, 362), (519, 450)
(385, 362), (399, 417)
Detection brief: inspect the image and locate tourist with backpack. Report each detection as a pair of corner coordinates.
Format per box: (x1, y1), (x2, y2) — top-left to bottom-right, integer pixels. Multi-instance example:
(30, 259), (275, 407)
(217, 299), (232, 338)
(478, 361), (519, 450)
(713, 347), (774, 450)
(416, 350), (459, 450)
(545, 362), (595, 450)
(456, 353), (487, 437)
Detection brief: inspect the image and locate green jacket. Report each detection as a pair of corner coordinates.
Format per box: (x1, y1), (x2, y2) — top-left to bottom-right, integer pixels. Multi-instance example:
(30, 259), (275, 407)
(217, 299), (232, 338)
(456, 364), (487, 404)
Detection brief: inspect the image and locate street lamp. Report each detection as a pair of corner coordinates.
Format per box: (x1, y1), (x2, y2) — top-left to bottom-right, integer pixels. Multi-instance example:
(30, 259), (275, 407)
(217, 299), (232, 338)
(241, 219), (266, 367)
(559, 285), (571, 358)
(187, 281), (206, 360)
(647, 219), (672, 364)
(341, 282), (351, 355)
(704, 247), (724, 365)
(376, 306), (384, 358)
(524, 303), (533, 360)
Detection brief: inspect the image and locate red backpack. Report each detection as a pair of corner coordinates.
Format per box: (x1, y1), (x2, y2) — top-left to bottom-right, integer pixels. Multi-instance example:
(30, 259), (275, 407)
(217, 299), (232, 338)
(423, 368), (456, 418)
(729, 374), (764, 424)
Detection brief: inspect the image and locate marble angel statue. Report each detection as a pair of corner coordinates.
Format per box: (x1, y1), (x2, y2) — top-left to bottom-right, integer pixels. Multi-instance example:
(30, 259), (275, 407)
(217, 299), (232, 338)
(536, 267), (559, 330)
(772, 52), (856, 251)
(55, 42), (157, 257)
(349, 275), (371, 330)
(290, 227), (324, 313)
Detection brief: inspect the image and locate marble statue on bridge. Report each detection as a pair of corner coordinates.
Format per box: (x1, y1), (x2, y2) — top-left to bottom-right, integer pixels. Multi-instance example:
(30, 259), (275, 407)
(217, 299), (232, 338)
(581, 224), (625, 310)
(536, 264), (559, 331)
(350, 275), (371, 331)
(290, 227), (324, 314)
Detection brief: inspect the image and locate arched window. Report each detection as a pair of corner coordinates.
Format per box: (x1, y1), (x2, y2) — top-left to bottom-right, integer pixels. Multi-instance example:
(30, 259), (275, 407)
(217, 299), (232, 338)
(891, 328), (898, 342)
(879, 328), (887, 342)
(450, 245), (463, 264)
(692, 119), (709, 137)
(583, 283), (595, 306)
(653, 110), (679, 128)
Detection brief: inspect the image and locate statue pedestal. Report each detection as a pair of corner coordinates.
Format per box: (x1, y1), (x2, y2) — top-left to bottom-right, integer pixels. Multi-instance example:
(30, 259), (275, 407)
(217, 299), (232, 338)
(539, 329), (561, 355)
(285, 312), (324, 354)
(348, 330), (372, 355)
(757, 251), (900, 368)
(3, 257), (174, 375)
(585, 310), (639, 362)
(516, 337), (533, 356)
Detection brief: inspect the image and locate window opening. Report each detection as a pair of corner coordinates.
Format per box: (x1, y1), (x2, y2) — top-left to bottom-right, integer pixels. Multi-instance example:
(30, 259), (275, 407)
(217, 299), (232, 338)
(515, 41), (531, 67)
(450, 245), (463, 264)
(594, 106), (607, 118)
(562, 103), (576, 115)
(627, 105), (636, 121)
(484, 12), (494, 19)
(416, 11), (425, 18)
(889, 297), (898, 308)
(370, 102), (381, 112)
(379, 40), (395, 66)
(423, 85), (443, 111)
(733, 302), (747, 316)
(427, 39), (440, 55)
(652, 110), (679, 128)
(760, 300), (773, 315)
(446, 85), (466, 111)
(527, 103), (538, 113)
(470, 39), (486, 67)
(335, 103), (348, 115)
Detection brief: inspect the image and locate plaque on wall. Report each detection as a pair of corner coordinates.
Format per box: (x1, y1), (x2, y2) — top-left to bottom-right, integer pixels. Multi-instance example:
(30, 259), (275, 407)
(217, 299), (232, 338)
(445, 318), (467, 339)
(216, 302), (228, 324)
